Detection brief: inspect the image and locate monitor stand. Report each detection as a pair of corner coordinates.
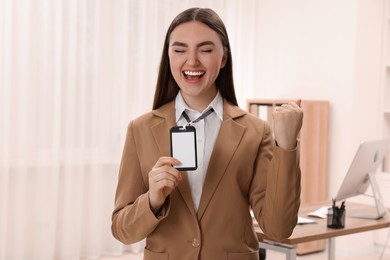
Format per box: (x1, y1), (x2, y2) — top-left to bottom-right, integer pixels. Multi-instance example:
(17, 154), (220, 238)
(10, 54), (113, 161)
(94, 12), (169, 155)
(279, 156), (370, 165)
(350, 172), (386, 220)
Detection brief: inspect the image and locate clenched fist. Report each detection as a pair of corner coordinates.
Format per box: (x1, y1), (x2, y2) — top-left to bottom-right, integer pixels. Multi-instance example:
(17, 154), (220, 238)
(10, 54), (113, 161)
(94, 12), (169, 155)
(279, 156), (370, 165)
(273, 100), (303, 150)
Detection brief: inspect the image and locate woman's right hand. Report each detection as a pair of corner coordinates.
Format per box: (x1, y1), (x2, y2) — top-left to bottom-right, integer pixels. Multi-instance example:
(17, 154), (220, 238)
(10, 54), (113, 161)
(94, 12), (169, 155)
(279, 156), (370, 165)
(148, 157), (182, 214)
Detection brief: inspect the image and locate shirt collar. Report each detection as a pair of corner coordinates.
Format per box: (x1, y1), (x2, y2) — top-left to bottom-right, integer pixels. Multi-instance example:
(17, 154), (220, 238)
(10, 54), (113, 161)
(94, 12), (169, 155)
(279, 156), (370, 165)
(175, 91), (223, 123)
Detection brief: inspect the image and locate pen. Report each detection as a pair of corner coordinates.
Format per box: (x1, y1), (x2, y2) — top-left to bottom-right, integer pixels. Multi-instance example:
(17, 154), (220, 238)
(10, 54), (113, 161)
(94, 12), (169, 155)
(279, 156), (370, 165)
(340, 200), (345, 210)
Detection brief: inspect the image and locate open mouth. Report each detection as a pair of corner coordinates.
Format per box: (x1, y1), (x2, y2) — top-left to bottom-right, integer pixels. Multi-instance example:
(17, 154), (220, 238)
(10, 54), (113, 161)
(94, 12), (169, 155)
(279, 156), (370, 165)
(183, 70), (205, 81)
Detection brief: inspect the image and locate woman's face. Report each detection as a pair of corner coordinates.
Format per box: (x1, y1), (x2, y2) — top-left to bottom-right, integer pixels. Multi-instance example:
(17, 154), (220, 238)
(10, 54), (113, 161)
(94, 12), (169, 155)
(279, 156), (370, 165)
(168, 21), (227, 110)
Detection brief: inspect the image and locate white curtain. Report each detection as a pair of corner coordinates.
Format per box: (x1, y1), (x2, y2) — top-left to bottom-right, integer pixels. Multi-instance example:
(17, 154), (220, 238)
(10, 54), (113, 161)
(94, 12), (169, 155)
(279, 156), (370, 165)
(0, 0), (258, 259)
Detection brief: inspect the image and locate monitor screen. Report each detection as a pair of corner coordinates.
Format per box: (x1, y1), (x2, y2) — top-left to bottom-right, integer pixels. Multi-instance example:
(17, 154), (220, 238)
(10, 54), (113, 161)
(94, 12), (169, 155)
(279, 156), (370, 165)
(335, 139), (390, 201)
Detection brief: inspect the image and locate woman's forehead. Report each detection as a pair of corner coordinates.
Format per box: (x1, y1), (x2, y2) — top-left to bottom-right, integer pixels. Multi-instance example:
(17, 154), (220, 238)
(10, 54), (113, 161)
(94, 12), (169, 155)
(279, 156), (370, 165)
(169, 21), (222, 46)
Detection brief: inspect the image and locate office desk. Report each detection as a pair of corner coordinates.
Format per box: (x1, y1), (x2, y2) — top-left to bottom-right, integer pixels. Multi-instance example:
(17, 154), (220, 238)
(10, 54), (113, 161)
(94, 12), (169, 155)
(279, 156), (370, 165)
(255, 202), (390, 260)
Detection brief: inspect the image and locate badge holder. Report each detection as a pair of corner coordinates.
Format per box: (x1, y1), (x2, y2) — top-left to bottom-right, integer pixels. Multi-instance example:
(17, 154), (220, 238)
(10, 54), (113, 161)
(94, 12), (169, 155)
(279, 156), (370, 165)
(170, 125), (197, 171)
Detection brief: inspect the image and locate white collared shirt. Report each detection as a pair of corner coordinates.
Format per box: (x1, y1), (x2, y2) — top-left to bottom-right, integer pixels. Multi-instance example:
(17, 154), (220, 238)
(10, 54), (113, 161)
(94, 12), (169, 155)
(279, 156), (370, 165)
(175, 91), (223, 212)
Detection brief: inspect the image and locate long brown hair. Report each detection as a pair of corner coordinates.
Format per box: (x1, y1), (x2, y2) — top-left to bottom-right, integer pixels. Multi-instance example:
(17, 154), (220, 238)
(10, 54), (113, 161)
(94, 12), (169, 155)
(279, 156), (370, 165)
(152, 7), (238, 110)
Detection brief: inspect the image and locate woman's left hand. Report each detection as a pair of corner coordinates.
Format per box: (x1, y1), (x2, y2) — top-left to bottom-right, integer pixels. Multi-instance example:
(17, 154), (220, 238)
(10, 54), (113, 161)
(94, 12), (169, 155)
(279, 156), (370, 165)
(272, 100), (303, 150)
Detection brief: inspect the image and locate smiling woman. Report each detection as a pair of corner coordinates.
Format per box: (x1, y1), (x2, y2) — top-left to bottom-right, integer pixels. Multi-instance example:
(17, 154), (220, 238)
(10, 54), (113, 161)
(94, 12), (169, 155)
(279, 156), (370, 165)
(111, 7), (302, 260)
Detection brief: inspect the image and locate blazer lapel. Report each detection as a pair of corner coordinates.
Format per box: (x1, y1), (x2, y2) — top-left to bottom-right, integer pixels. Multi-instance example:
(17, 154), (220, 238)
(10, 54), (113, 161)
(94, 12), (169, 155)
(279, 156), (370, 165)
(197, 101), (246, 220)
(151, 102), (197, 218)
(151, 109), (174, 157)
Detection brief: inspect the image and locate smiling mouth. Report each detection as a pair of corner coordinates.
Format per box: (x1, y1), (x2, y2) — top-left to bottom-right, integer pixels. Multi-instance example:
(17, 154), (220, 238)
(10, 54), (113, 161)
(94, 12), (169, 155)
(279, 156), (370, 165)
(183, 70), (205, 81)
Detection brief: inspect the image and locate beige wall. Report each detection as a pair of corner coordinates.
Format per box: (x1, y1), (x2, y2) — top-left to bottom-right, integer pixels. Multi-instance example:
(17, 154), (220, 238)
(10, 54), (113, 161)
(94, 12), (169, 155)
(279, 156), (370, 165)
(248, 0), (385, 255)
(250, 0), (384, 192)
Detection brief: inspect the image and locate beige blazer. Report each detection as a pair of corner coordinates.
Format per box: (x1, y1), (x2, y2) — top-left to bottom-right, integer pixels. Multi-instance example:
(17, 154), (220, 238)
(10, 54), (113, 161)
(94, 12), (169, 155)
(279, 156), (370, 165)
(111, 100), (301, 260)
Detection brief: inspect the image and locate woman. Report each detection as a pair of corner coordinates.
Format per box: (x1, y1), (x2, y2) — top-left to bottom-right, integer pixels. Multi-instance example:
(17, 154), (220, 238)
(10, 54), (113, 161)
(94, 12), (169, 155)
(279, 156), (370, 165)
(112, 7), (303, 260)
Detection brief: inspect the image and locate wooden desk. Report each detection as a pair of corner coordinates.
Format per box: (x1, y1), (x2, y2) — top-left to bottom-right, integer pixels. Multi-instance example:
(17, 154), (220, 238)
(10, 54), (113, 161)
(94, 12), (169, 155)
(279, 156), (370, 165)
(255, 202), (390, 260)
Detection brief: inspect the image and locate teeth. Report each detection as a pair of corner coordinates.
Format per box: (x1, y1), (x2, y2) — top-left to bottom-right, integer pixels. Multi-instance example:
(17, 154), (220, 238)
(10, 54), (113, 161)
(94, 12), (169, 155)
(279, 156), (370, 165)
(184, 71), (204, 76)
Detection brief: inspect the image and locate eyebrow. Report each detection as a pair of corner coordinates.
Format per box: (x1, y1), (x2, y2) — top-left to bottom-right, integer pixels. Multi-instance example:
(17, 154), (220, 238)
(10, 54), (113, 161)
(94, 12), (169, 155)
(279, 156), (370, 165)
(170, 41), (216, 48)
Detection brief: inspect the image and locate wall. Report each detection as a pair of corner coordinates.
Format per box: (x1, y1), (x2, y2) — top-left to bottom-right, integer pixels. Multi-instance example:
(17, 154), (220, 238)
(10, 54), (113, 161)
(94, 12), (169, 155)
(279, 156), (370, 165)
(247, 0), (384, 255)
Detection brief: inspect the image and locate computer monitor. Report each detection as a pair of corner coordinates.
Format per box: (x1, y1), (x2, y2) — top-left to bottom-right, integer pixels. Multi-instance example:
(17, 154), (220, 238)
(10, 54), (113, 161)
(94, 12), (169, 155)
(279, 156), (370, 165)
(335, 139), (390, 219)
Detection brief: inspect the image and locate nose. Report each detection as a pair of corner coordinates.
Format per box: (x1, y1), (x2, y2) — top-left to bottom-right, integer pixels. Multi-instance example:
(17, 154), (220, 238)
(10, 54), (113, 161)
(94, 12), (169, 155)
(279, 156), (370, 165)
(187, 51), (199, 66)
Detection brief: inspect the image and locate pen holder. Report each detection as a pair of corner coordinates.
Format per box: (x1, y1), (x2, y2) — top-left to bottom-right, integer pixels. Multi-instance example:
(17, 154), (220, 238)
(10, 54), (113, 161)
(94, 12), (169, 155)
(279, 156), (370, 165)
(327, 207), (345, 229)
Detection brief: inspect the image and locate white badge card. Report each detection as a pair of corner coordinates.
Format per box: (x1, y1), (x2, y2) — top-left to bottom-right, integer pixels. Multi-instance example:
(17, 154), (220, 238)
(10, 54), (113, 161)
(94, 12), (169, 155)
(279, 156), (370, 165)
(170, 126), (197, 171)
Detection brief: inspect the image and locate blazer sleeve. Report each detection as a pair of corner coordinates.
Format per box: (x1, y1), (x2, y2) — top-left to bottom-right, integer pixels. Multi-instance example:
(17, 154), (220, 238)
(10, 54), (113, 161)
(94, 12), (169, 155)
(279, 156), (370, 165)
(250, 121), (301, 241)
(111, 121), (170, 244)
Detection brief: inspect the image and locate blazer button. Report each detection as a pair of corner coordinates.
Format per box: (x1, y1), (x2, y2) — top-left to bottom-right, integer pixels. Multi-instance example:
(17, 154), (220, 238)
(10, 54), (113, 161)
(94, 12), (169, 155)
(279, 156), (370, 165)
(192, 238), (200, 247)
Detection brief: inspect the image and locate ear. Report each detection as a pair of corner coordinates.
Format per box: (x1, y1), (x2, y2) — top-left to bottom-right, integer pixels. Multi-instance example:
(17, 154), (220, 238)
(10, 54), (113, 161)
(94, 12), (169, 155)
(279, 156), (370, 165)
(220, 52), (228, 69)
